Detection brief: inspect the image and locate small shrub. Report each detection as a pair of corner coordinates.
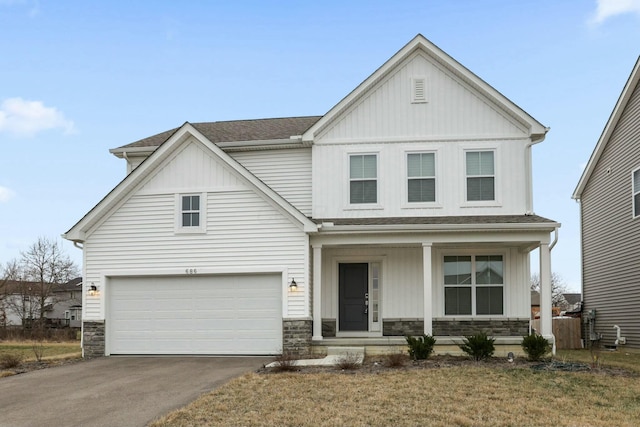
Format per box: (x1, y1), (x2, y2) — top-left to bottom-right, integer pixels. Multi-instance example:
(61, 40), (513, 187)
(270, 352), (299, 372)
(384, 351), (408, 368)
(406, 334), (436, 360)
(459, 332), (495, 361)
(521, 333), (551, 361)
(0, 353), (23, 369)
(335, 353), (361, 370)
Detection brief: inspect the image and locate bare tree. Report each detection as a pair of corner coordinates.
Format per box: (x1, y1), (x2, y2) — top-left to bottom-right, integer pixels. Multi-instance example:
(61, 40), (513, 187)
(1, 237), (79, 329)
(21, 237), (79, 323)
(530, 272), (569, 308)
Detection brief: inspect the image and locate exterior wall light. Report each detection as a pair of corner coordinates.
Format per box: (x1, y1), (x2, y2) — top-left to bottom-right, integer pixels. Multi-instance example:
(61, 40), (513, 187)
(89, 284), (98, 296)
(289, 278), (297, 292)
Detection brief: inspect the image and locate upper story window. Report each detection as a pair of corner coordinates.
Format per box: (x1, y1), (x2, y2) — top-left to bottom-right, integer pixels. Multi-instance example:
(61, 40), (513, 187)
(444, 255), (504, 316)
(176, 193), (206, 233)
(181, 195), (200, 227)
(349, 154), (377, 204)
(633, 168), (640, 218)
(466, 151), (495, 201)
(407, 152), (436, 203)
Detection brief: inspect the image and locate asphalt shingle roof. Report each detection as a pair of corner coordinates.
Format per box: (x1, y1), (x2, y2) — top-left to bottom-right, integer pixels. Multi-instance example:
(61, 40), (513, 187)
(115, 116), (322, 150)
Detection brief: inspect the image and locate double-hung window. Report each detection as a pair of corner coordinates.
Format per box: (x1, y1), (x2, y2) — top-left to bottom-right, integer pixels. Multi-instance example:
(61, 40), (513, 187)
(181, 195), (200, 227)
(444, 255), (504, 316)
(633, 168), (640, 218)
(350, 154), (377, 204)
(466, 151), (495, 201)
(176, 193), (206, 233)
(407, 152), (436, 203)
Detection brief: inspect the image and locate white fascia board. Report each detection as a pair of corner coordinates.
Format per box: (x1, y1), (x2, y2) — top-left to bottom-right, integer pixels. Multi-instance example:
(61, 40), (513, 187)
(302, 34), (547, 143)
(64, 129), (195, 242)
(573, 56), (640, 200)
(109, 146), (157, 158)
(315, 222), (561, 234)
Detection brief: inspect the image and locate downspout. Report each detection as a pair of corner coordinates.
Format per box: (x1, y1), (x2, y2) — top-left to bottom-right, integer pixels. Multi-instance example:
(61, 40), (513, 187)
(525, 129), (550, 214)
(73, 241), (83, 250)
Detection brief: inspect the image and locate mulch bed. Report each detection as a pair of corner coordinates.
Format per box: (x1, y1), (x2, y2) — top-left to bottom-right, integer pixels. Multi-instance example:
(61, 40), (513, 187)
(260, 354), (636, 377)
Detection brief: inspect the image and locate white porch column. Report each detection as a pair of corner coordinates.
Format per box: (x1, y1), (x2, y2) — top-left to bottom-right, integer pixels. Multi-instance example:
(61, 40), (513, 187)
(539, 242), (555, 353)
(312, 244), (323, 341)
(423, 243), (433, 336)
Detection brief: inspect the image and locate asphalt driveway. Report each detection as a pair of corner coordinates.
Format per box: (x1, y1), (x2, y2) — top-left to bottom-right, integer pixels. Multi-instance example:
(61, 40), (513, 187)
(0, 356), (270, 427)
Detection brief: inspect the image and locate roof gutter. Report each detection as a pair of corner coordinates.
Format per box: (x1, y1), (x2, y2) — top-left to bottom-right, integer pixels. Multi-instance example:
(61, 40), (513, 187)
(316, 221), (560, 234)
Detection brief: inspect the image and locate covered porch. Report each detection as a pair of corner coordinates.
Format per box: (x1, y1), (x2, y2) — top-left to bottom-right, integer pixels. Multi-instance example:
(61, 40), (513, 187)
(309, 216), (559, 354)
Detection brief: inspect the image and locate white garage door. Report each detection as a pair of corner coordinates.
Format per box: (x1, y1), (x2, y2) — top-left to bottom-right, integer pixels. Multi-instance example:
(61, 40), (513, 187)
(107, 274), (282, 355)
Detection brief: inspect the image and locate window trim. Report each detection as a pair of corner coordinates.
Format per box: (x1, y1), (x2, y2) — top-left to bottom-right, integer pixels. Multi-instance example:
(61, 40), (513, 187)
(346, 152), (381, 209)
(175, 193), (207, 234)
(461, 148), (501, 208)
(441, 251), (506, 317)
(633, 167), (640, 219)
(404, 150), (441, 208)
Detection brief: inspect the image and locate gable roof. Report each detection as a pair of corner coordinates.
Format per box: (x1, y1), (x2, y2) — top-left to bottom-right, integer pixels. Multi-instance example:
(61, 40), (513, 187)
(302, 34), (548, 143)
(573, 57), (640, 200)
(110, 116), (321, 156)
(63, 123), (318, 242)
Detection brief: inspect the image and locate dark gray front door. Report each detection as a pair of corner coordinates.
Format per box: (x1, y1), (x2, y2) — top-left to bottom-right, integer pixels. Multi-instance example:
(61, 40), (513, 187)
(339, 263), (368, 331)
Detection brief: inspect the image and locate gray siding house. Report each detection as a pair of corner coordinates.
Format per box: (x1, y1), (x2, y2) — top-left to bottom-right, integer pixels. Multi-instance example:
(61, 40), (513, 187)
(573, 57), (640, 349)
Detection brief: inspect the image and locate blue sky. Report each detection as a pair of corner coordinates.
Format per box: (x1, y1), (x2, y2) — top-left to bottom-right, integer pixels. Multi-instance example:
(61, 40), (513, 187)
(1, 0), (639, 291)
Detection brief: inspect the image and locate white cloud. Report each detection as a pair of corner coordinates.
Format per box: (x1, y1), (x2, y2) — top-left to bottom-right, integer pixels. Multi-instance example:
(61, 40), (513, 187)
(591, 0), (640, 24)
(0, 186), (15, 202)
(0, 97), (75, 137)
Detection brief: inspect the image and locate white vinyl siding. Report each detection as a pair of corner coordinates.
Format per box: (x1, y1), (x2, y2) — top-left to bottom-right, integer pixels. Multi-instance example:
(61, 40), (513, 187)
(633, 168), (640, 218)
(230, 148), (312, 216)
(315, 51), (528, 142)
(84, 190), (307, 320)
(320, 246), (529, 321)
(466, 151), (495, 201)
(349, 154), (378, 204)
(407, 152), (436, 203)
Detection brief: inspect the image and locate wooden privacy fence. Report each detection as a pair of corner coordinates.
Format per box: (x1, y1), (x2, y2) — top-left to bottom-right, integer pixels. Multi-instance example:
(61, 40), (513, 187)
(532, 317), (582, 350)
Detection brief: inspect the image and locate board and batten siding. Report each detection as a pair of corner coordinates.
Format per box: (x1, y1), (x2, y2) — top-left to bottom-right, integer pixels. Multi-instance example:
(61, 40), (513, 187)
(312, 139), (529, 219)
(83, 138), (308, 321)
(230, 148), (312, 216)
(321, 246), (531, 321)
(581, 82), (640, 348)
(316, 51), (527, 143)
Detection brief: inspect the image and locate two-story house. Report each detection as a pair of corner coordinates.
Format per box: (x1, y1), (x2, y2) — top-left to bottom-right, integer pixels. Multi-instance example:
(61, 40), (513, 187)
(64, 34), (559, 357)
(573, 57), (640, 349)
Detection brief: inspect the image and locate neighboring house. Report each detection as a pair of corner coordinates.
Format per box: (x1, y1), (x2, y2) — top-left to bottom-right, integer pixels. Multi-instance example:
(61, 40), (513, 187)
(558, 293), (581, 314)
(530, 291), (581, 319)
(0, 280), (55, 327)
(63, 34), (559, 357)
(43, 277), (83, 328)
(573, 57), (640, 349)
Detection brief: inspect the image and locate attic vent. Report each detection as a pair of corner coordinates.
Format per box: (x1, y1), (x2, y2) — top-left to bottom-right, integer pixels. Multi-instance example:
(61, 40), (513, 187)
(412, 77), (427, 103)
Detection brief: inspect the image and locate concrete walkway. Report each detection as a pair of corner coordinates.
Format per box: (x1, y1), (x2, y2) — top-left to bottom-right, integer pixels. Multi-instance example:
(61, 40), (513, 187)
(0, 356), (270, 427)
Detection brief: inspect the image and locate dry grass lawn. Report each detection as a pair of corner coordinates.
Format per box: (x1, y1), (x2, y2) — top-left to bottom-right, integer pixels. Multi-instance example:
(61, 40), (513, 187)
(150, 362), (640, 427)
(0, 341), (81, 361)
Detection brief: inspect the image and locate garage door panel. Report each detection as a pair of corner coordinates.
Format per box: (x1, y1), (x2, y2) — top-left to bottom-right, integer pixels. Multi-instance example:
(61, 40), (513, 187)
(108, 274), (282, 355)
